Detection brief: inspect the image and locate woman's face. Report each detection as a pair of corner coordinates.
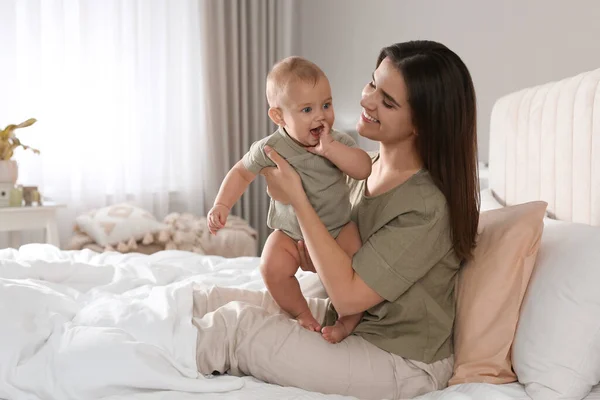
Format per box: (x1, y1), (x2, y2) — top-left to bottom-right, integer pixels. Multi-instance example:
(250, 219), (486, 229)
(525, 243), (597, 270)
(357, 57), (416, 145)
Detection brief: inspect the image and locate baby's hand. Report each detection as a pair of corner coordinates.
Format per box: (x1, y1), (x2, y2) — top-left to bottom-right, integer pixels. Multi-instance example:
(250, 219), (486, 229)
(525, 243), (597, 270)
(207, 204), (230, 235)
(307, 119), (335, 157)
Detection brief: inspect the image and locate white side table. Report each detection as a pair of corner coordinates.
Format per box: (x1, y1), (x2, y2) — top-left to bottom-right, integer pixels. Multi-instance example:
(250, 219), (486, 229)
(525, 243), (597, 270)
(0, 203), (66, 248)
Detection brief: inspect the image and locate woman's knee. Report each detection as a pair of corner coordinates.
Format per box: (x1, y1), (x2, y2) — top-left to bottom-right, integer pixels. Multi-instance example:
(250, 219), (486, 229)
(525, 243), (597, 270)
(193, 286), (263, 317)
(194, 301), (290, 376)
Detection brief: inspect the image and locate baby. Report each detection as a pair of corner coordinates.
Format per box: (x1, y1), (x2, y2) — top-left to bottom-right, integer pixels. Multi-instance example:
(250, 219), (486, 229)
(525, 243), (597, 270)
(207, 56), (371, 344)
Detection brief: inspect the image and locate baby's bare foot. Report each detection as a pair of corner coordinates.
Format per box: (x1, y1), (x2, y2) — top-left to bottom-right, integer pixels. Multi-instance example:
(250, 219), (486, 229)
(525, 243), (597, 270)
(295, 309), (321, 332)
(321, 320), (350, 344)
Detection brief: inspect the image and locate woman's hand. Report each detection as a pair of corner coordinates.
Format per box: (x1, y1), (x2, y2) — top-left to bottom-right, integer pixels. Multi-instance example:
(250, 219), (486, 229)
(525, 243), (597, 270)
(261, 146), (307, 207)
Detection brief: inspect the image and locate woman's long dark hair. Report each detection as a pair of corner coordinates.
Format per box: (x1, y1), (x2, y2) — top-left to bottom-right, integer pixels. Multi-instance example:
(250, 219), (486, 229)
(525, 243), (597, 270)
(377, 41), (479, 261)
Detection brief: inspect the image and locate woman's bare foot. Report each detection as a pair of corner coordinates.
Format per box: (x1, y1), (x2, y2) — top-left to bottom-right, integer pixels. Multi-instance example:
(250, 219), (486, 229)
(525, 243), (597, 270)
(295, 309), (321, 332)
(321, 320), (350, 344)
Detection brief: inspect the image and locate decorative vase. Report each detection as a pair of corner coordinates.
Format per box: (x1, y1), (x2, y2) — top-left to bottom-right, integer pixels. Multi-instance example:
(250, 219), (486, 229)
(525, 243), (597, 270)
(0, 160), (18, 184)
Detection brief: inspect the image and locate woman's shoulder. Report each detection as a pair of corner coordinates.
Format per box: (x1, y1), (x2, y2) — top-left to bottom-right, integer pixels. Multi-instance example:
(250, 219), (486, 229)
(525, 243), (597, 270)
(387, 170), (448, 222)
(411, 170), (447, 210)
(347, 164), (449, 220)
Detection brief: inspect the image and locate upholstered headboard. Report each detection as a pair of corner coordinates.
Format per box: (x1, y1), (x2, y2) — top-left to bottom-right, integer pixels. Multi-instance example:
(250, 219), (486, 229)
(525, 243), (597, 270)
(488, 68), (600, 225)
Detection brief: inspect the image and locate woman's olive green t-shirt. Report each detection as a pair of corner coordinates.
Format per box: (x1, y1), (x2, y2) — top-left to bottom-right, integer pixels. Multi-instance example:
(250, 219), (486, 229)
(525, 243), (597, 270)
(325, 155), (461, 364)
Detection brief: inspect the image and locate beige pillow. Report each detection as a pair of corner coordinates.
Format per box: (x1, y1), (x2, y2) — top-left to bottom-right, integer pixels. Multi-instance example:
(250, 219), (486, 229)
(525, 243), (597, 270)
(449, 201), (547, 385)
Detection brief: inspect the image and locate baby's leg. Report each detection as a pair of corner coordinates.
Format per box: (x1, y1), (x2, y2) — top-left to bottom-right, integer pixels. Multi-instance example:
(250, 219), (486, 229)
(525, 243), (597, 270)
(322, 221), (364, 343)
(260, 230), (321, 332)
(335, 220), (362, 257)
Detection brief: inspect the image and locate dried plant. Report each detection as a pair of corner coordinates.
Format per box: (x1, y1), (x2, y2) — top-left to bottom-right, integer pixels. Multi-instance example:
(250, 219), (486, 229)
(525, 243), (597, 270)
(0, 118), (40, 160)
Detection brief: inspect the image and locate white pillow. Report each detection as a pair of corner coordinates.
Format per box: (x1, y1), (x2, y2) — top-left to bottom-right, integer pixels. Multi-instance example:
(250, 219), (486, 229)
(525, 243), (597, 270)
(76, 203), (168, 247)
(480, 188), (504, 212)
(512, 218), (600, 400)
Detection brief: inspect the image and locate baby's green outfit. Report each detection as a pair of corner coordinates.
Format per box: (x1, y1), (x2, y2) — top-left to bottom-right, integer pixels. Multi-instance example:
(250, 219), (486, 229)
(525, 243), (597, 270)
(242, 126), (357, 241)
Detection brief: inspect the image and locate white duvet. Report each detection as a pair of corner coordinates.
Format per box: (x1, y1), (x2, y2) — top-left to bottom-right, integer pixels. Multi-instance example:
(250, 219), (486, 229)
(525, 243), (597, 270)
(0, 245), (533, 400)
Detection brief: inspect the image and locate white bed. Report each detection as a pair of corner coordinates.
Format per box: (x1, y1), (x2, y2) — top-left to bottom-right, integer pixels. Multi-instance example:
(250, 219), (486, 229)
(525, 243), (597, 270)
(2, 245), (600, 400)
(0, 246), (548, 400)
(1, 68), (599, 400)
(0, 247), (358, 400)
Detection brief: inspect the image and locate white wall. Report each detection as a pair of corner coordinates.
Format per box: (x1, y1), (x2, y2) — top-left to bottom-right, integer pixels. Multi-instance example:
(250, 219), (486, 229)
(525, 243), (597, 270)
(292, 0), (600, 161)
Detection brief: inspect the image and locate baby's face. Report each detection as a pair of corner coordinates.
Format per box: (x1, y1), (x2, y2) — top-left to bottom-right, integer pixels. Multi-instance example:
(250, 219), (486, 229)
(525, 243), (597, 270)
(279, 77), (335, 147)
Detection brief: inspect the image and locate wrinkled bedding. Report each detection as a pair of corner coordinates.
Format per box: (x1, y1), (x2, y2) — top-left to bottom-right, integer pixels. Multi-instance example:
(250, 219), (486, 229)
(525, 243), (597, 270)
(0, 244), (563, 400)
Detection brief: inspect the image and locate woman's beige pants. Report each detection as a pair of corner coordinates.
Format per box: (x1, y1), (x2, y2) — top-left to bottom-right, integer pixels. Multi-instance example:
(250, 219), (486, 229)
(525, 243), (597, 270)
(192, 283), (453, 400)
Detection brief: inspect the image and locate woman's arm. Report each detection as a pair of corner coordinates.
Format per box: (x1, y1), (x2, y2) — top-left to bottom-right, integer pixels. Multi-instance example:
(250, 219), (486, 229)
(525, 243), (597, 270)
(293, 195), (384, 316)
(263, 146), (384, 316)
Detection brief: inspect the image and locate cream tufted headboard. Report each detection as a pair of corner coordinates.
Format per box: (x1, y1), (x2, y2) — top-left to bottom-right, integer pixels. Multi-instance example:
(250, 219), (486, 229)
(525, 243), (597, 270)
(488, 68), (600, 225)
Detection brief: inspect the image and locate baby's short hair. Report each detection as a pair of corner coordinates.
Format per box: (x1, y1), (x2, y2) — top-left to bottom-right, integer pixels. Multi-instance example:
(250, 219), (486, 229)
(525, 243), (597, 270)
(266, 56), (326, 107)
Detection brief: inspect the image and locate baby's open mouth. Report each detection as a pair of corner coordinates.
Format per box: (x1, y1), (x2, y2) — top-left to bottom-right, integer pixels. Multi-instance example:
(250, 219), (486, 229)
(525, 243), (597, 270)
(310, 125), (324, 137)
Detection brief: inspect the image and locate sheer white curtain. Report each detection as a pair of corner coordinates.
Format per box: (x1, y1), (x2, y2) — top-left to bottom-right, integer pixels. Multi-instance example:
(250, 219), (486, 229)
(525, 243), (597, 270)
(0, 0), (208, 246)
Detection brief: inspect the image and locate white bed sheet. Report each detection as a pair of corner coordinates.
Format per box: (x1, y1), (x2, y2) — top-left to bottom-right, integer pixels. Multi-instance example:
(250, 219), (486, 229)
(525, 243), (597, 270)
(420, 382), (600, 400)
(1, 244), (598, 400)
